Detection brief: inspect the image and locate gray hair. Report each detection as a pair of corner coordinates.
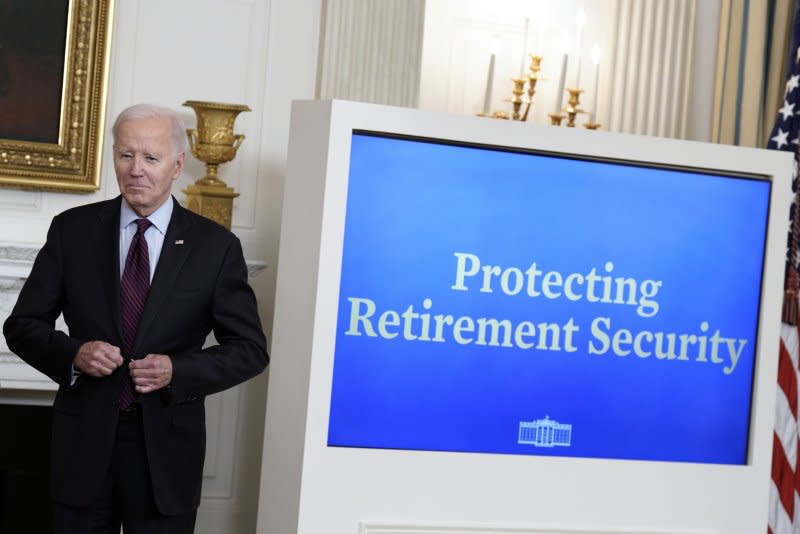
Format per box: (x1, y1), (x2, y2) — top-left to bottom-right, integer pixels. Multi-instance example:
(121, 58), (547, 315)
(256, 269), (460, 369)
(112, 103), (188, 156)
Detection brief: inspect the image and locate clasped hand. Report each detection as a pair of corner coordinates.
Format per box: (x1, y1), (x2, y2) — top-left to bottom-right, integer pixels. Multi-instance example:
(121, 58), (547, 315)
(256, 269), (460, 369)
(74, 340), (172, 393)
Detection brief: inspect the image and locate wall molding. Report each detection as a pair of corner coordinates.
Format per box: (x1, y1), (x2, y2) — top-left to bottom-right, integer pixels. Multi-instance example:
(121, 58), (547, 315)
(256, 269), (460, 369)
(0, 190), (42, 211)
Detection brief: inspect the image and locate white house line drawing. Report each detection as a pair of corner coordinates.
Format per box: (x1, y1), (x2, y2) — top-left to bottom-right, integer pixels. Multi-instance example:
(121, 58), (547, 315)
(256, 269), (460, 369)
(518, 416), (572, 447)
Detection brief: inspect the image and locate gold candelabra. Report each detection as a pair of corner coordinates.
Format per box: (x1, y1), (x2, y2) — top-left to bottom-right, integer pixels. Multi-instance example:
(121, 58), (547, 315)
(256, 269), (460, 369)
(477, 53), (603, 130)
(520, 54), (543, 121)
(548, 88), (589, 127)
(548, 111), (565, 125)
(507, 54), (544, 121)
(564, 88), (583, 127)
(480, 54), (544, 122)
(508, 77), (527, 121)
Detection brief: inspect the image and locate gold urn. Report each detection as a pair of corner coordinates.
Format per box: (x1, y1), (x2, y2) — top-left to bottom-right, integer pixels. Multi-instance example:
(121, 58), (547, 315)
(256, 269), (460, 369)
(182, 100), (251, 229)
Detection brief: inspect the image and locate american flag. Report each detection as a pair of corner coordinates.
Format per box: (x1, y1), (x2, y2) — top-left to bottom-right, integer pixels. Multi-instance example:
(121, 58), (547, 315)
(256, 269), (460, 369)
(768, 2), (800, 533)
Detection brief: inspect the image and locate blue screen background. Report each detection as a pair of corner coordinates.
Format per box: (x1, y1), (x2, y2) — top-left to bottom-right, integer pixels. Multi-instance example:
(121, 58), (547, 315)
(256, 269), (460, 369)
(327, 132), (771, 465)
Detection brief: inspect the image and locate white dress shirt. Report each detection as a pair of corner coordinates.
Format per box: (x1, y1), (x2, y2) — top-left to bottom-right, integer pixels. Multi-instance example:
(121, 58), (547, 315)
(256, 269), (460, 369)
(119, 196), (173, 281)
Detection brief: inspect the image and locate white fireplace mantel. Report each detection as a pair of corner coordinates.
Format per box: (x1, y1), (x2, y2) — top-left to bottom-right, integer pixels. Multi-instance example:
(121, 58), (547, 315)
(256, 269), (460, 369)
(0, 243), (266, 404)
(0, 244), (54, 399)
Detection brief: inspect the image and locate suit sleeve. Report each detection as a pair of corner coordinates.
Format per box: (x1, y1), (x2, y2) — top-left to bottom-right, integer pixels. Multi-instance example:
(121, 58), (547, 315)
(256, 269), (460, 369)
(167, 237), (268, 403)
(3, 215), (83, 386)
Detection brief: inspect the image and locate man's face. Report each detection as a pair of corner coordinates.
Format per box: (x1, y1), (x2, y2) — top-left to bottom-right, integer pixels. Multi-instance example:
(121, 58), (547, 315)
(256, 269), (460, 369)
(114, 116), (184, 217)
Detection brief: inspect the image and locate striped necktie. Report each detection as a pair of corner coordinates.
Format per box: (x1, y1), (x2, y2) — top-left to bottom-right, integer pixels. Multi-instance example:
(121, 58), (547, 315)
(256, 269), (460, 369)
(119, 218), (152, 409)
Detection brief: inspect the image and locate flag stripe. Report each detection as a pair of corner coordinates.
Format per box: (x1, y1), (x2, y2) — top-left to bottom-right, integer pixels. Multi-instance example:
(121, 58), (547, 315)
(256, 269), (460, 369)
(776, 386), (798, 468)
(774, 430), (796, 518)
(780, 340), (799, 420)
(770, 479), (792, 534)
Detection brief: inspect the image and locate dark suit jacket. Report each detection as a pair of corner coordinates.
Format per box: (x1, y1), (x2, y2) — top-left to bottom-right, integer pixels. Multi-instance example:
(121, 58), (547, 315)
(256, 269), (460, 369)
(2, 196), (268, 515)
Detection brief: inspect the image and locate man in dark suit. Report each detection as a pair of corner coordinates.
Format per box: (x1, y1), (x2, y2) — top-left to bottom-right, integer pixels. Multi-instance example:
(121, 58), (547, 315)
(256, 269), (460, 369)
(2, 104), (269, 533)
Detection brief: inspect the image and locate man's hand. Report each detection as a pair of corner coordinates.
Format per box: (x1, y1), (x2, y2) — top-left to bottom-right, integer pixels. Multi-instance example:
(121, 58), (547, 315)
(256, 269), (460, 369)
(74, 341), (123, 377)
(130, 354), (172, 394)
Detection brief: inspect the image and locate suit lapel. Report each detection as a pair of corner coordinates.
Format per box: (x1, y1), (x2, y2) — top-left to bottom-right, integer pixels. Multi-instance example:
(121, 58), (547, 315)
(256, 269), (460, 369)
(93, 197), (123, 343)
(132, 201), (195, 354)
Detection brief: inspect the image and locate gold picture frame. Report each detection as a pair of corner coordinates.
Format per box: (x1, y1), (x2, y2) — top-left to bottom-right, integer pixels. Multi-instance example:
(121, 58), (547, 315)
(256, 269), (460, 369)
(0, 0), (113, 193)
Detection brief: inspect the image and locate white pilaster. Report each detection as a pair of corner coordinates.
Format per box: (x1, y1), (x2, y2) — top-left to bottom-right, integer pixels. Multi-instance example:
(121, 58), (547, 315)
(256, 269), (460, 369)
(317, 0), (425, 107)
(605, 0), (697, 137)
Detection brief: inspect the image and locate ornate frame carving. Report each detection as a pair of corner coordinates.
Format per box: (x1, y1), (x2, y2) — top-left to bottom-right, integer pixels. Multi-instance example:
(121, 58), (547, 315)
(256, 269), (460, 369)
(0, 0), (113, 192)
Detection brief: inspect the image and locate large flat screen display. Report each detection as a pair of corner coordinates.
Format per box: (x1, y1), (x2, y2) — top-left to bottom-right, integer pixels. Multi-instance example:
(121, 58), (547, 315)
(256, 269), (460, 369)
(327, 131), (771, 465)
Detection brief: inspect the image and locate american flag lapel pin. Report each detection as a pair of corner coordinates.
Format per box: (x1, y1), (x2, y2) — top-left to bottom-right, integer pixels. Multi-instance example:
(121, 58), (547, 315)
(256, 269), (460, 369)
(175, 239), (184, 245)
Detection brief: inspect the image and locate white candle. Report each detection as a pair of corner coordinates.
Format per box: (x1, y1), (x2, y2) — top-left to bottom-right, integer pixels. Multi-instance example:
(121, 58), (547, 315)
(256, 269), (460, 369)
(590, 44), (602, 122)
(483, 53), (496, 114)
(574, 9), (586, 87)
(519, 17), (529, 78)
(554, 53), (568, 113)
(554, 33), (571, 114)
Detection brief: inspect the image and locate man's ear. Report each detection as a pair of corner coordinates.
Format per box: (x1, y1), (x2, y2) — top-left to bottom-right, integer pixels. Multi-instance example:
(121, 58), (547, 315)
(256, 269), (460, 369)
(173, 152), (185, 179)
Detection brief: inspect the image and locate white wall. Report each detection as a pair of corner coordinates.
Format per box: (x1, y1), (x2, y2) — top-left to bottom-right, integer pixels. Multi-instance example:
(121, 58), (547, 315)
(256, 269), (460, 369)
(0, 0), (322, 532)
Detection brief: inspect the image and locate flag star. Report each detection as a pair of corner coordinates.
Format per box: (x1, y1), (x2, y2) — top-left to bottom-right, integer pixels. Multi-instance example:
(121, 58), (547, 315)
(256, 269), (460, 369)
(788, 74), (800, 94)
(780, 100), (796, 121)
(772, 128), (790, 149)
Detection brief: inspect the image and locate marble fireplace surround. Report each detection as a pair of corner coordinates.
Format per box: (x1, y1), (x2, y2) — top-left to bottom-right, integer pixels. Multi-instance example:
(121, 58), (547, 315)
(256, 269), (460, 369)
(0, 245), (54, 401)
(0, 244), (265, 405)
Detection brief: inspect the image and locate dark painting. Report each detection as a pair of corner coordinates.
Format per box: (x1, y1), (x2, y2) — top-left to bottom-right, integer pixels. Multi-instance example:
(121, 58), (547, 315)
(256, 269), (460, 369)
(0, 0), (69, 144)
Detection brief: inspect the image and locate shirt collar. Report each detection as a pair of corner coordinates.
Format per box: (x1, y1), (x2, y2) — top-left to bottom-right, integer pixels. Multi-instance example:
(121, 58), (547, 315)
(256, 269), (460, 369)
(119, 196), (174, 235)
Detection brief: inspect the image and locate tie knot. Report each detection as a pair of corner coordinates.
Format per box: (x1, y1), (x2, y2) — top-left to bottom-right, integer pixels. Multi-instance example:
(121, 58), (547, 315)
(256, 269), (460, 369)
(135, 218), (152, 235)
